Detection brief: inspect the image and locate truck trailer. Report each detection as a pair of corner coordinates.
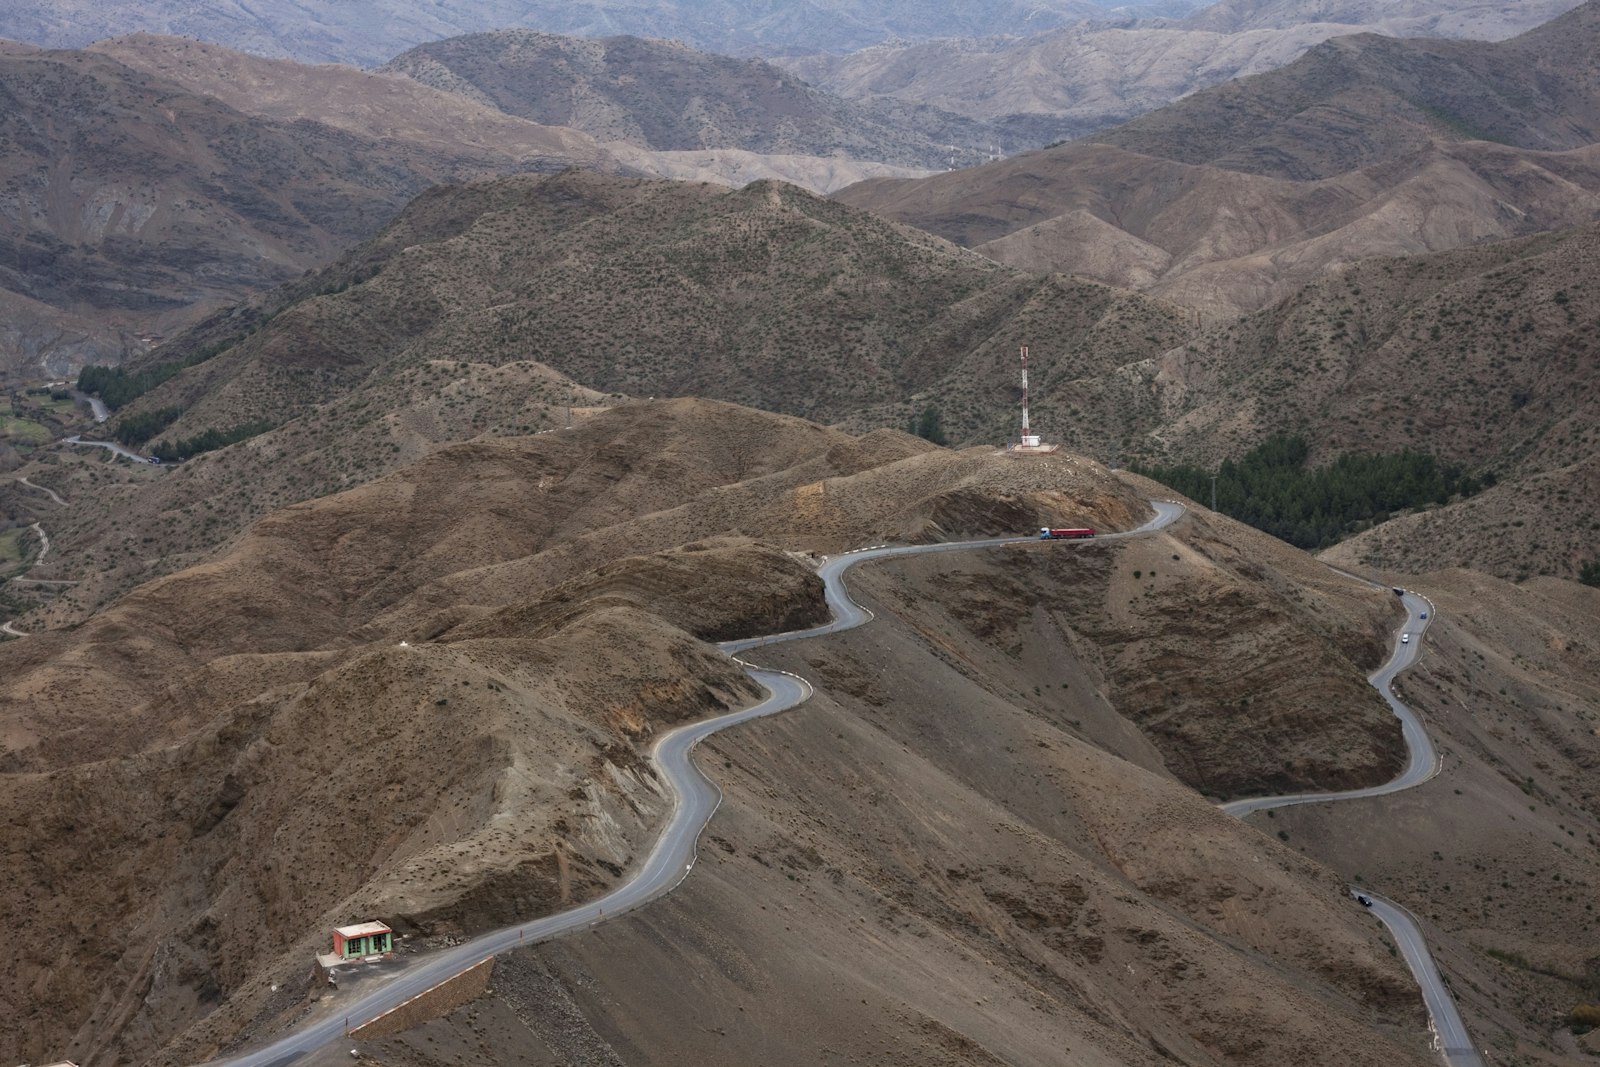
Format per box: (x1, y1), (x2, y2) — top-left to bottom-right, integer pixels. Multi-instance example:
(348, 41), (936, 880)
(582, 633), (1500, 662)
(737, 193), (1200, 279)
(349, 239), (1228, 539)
(1040, 527), (1096, 540)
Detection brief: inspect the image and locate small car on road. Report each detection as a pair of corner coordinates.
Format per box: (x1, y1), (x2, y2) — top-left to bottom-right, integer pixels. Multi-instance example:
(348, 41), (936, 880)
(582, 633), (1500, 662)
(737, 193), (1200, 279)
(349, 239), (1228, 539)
(1401, 634), (1410, 644)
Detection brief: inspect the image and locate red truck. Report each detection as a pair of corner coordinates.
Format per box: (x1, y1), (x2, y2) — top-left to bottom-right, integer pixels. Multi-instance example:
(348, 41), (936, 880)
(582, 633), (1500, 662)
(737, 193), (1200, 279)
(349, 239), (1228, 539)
(1039, 527), (1096, 540)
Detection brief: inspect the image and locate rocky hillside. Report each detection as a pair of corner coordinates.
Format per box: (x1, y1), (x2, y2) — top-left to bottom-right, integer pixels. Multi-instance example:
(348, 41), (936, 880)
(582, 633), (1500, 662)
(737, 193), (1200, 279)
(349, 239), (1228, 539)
(1179, 0), (1582, 33)
(94, 33), (937, 196)
(381, 30), (1000, 170)
(1262, 567), (1600, 1058)
(1, 397), (1460, 1067)
(88, 169), (1187, 476)
(0, 41), (617, 383)
(1128, 224), (1600, 474)
(0, 31), (939, 388)
(297, 499), (1445, 1067)
(0, 398), (1149, 1064)
(1131, 223), (1600, 580)
(833, 0), (1600, 318)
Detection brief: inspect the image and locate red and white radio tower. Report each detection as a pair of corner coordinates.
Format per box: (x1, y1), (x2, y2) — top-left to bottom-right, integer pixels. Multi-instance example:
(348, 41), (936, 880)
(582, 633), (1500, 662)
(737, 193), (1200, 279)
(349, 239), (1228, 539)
(1011, 344), (1057, 454)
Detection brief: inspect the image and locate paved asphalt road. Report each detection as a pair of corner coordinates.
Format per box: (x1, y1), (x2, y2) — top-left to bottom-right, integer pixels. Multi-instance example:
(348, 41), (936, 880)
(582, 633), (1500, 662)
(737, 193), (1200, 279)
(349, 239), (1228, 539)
(1220, 584), (1480, 1067)
(207, 668), (814, 1067)
(63, 434), (153, 463)
(722, 501), (1186, 653)
(76, 391), (110, 423)
(1352, 889), (1483, 1066)
(1220, 589), (1437, 817)
(206, 502), (1181, 1065)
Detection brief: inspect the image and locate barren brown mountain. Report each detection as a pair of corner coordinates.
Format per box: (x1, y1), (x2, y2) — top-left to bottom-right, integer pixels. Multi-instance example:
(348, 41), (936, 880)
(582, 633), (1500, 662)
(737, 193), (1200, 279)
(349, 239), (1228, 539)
(1126, 224), (1600, 473)
(810, 218), (1596, 583)
(3, 399), (1468, 1067)
(93, 33), (934, 197)
(833, 0), (1600, 318)
(0, 41), (619, 383)
(3, 169), (1197, 633)
(1093, 1), (1600, 176)
(0, 29), (946, 388)
(1178, 0), (1582, 34)
(79, 170), (1183, 489)
(1258, 565), (1600, 1063)
(1109, 223), (1600, 581)
(380, 30), (998, 170)
(780, 0), (1586, 144)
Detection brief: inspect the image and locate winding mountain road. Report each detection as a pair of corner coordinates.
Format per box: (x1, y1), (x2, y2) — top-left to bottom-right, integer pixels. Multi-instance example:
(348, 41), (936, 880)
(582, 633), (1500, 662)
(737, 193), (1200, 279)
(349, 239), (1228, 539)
(204, 498), (1472, 1067)
(2, 514), (59, 640)
(1221, 590), (1437, 817)
(1353, 889), (1482, 1066)
(26, 521), (48, 564)
(207, 504), (1181, 1066)
(74, 391), (110, 423)
(1220, 586), (1477, 1066)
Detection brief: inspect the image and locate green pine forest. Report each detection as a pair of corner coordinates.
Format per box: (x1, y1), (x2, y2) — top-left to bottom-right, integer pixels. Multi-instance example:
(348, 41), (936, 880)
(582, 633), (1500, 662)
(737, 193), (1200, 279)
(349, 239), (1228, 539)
(1133, 435), (1489, 550)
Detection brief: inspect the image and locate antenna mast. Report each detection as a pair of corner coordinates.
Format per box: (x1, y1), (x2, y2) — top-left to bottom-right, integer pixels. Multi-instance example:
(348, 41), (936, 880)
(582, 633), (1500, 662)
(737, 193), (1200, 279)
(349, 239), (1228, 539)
(1020, 345), (1030, 439)
(1009, 344), (1056, 454)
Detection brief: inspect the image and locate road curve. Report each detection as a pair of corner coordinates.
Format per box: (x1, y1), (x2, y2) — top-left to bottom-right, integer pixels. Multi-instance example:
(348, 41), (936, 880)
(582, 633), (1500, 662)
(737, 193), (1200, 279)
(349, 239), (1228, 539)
(63, 434), (151, 463)
(1220, 589), (1437, 817)
(1, 522), (56, 638)
(208, 669), (813, 1067)
(74, 391), (110, 423)
(206, 502), (1182, 1066)
(722, 501), (1186, 654)
(1220, 585), (1478, 1067)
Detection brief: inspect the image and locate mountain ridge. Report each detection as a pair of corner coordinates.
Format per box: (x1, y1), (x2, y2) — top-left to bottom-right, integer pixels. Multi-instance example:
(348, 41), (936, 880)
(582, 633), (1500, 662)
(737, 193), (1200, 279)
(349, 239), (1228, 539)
(0, 0), (1178, 66)
(833, 1), (1600, 318)
(779, 0), (1587, 144)
(378, 29), (1000, 170)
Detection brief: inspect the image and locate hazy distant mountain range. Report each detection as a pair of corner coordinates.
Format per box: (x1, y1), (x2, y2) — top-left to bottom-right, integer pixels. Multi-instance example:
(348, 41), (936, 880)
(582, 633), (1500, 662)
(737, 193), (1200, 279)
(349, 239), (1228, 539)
(835, 1), (1600, 318)
(779, 0), (1587, 139)
(0, 0), (1194, 66)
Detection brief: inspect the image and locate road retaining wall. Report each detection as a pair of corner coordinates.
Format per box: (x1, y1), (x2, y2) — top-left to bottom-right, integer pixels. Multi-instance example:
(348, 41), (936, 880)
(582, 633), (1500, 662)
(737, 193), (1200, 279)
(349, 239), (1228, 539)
(350, 957), (494, 1040)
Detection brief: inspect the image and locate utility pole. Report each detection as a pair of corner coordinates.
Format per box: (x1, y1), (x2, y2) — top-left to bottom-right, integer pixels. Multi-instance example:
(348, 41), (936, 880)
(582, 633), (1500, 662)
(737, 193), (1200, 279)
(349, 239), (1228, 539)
(1211, 472), (1218, 513)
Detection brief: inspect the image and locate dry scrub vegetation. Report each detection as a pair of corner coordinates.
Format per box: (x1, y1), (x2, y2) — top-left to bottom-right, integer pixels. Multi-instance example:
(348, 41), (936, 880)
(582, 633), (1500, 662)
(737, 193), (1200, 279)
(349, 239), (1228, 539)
(0, 399), (1155, 1065)
(280, 463), (1451, 1067)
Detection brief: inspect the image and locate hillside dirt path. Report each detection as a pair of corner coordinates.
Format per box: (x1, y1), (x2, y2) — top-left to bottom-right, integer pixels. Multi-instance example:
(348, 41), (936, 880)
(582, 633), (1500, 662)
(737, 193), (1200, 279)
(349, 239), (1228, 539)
(18, 476), (66, 506)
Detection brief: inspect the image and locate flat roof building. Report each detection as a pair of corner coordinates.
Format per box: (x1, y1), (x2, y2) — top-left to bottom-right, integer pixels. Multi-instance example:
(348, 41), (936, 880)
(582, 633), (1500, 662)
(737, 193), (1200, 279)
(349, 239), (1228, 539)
(331, 922), (393, 961)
